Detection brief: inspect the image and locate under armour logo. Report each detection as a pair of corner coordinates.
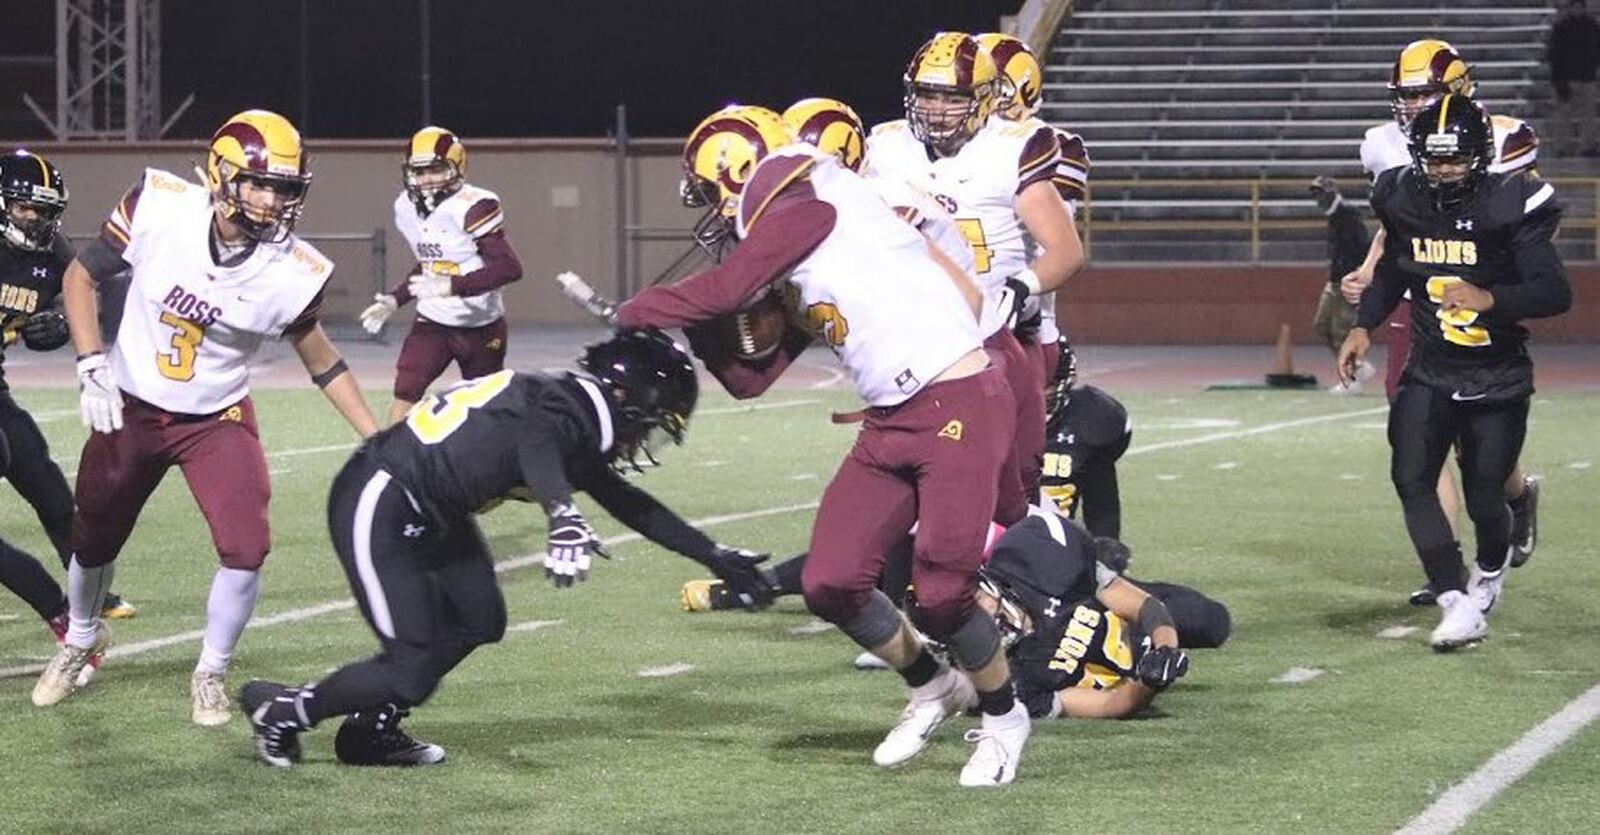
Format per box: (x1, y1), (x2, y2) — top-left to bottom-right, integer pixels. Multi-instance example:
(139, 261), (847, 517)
(32, 267), (47, 278)
(1043, 597), (1061, 619)
(1455, 219), (1474, 231)
(403, 523), (426, 538)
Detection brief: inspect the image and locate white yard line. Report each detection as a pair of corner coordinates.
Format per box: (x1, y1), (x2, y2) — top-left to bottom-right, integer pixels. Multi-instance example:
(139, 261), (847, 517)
(1124, 406), (1390, 457)
(1395, 683), (1600, 834)
(698, 399), (819, 415)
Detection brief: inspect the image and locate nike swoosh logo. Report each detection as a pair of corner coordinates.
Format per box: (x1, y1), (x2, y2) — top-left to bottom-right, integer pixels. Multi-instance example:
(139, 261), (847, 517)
(1451, 391), (1487, 402)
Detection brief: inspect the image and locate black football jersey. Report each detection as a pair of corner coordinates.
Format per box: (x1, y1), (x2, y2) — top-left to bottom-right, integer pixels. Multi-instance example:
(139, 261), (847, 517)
(1361, 168), (1569, 401)
(0, 236), (74, 387)
(1011, 598), (1143, 718)
(365, 370), (616, 519)
(1039, 384), (1131, 518)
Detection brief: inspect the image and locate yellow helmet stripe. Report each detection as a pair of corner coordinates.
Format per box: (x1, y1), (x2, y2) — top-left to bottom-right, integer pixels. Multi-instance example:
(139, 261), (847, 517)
(1437, 94), (1453, 134)
(34, 155), (51, 190)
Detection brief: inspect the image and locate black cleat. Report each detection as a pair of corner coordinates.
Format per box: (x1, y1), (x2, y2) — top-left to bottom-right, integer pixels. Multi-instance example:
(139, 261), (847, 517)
(1509, 476), (1540, 568)
(241, 680), (305, 768)
(335, 704), (445, 766)
(1408, 585), (1437, 607)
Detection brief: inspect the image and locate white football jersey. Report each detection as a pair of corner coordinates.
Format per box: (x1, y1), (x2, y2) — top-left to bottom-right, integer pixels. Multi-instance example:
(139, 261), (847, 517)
(864, 115), (1060, 296)
(736, 146), (983, 407)
(393, 184), (506, 327)
(103, 168), (330, 415)
(1359, 115), (1538, 179)
(1038, 126), (1092, 344)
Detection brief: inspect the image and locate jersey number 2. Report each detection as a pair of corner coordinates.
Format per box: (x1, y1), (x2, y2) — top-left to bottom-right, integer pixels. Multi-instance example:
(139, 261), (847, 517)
(406, 369), (514, 444)
(156, 312), (205, 381)
(1426, 276), (1491, 348)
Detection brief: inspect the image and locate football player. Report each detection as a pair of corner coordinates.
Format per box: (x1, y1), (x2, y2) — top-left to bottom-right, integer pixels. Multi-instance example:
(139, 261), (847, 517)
(239, 330), (774, 767)
(865, 32), (1086, 524)
(1038, 336), (1131, 539)
(978, 510), (1230, 720)
(0, 150), (135, 625)
(1337, 40), (1544, 603)
(34, 111), (380, 725)
(360, 127), (524, 425)
(613, 105), (1031, 787)
(1337, 95), (1571, 651)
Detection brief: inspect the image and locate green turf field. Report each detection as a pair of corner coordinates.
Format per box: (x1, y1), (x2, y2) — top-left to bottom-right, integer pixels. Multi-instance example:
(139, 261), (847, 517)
(1, 386), (1596, 833)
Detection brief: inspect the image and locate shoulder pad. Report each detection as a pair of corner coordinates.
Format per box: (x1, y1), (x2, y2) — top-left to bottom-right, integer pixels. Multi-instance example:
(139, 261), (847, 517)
(287, 240), (334, 279)
(869, 120), (909, 138)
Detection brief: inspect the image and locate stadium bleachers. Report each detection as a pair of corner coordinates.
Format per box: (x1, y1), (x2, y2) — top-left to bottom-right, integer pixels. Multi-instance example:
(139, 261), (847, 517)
(1040, 1), (1587, 261)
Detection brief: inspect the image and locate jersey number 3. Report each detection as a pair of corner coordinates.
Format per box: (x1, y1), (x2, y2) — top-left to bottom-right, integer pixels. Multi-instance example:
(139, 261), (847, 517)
(406, 369), (514, 444)
(1426, 276), (1491, 348)
(156, 311), (205, 381)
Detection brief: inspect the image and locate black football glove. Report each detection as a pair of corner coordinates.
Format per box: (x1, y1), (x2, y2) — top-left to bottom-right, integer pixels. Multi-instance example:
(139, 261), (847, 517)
(702, 546), (776, 611)
(544, 501), (609, 588)
(1134, 645), (1189, 691)
(1002, 277), (1042, 341)
(20, 310), (70, 352)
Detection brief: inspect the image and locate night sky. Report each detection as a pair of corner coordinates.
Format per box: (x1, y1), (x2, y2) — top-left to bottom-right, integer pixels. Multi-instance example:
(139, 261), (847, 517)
(3, 0), (1020, 139)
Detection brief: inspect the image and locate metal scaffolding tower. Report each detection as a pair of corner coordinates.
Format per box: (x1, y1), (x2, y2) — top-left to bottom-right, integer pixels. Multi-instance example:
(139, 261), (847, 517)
(22, 0), (192, 140)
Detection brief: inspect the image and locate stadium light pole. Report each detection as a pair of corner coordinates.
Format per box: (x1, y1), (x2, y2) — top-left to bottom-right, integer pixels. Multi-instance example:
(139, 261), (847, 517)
(299, 0), (311, 133)
(420, 0), (432, 125)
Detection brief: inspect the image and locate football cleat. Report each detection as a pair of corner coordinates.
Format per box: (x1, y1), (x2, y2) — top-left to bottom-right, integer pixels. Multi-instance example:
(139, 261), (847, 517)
(46, 612), (104, 688)
(241, 680), (305, 768)
(959, 701), (1031, 788)
(1408, 585), (1437, 607)
(872, 665), (976, 768)
(680, 579), (741, 613)
(1467, 553), (1511, 616)
(32, 622), (111, 706)
(1509, 476), (1540, 567)
(853, 651), (892, 671)
(335, 705), (445, 767)
(100, 592), (137, 619)
(1431, 590), (1488, 652)
(191, 670), (232, 726)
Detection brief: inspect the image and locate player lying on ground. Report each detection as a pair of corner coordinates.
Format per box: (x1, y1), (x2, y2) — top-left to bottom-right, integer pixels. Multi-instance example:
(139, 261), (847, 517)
(240, 330), (774, 767)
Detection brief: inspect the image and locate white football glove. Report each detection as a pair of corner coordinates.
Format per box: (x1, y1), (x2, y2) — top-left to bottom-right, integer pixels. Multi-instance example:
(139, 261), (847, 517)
(360, 293), (398, 334)
(77, 353), (124, 433)
(545, 502), (609, 589)
(407, 268), (453, 300)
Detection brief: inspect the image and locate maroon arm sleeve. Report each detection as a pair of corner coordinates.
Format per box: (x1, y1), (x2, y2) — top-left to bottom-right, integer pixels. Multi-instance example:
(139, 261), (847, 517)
(616, 184), (836, 330)
(683, 321), (813, 399)
(388, 262), (423, 306)
(451, 231), (524, 296)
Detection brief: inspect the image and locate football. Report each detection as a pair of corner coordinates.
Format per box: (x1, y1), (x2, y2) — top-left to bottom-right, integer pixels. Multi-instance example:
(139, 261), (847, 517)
(717, 287), (791, 361)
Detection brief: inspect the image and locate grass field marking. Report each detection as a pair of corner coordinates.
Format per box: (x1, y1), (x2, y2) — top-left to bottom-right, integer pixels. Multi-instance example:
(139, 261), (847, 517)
(1124, 405), (1390, 458)
(638, 662), (695, 678)
(698, 399), (820, 415)
(506, 620), (563, 634)
(0, 501), (822, 682)
(1395, 682), (1600, 835)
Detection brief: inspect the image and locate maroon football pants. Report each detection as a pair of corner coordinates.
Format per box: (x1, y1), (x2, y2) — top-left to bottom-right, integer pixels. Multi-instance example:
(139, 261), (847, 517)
(801, 367), (1015, 639)
(985, 328), (1045, 525)
(393, 317), (509, 402)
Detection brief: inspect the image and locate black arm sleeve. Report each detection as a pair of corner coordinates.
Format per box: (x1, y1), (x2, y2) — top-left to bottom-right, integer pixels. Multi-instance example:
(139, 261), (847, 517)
(1077, 459), (1122, 541)
(1354, 223), (1408, 330)
(1493, 200), (1572, 320)
(76, 237), (130, 285)
(514, 421), (576, 510)
(582, 467), (719, 562)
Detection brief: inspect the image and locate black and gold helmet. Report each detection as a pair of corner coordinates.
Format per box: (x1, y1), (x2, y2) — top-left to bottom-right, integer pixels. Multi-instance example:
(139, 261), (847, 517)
(1408, 94), (1493, 212)
(0, 150), (68, 251)
(578, 329), (699, 471)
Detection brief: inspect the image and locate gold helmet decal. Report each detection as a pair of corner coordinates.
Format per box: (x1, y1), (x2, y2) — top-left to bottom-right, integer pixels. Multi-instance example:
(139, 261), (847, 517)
(782, 98), (866, 172)
(404, 126), (467, 216)
(976, 33), (1042, 120)
(680, 105), (792, 255)
(205, 109), (311, 244)
(1388, 40), (1475, 130)
(903, 31), (999, 150)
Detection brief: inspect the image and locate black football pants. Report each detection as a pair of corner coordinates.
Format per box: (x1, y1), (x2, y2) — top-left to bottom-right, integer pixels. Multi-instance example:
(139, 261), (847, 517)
(0, 393), (69, 620)
(305, 452), (507, 725)
(1388, 380), (1529, 594)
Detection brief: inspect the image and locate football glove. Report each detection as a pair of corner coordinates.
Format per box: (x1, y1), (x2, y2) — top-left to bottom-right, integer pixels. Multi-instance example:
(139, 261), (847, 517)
(407, 268), (453, 300)
(545, 502), (608, 588)
(701, 547), (776, 611)
(360, 294), (398, 335)
(77, 353), (124, 433)
(21, 310), (70, 351)
(1134, 645), (1189, 691)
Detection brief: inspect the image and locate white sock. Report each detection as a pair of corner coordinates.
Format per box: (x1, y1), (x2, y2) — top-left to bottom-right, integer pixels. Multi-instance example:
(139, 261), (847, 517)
(196, 567), (260, 675)
(65, 557), (113, 648)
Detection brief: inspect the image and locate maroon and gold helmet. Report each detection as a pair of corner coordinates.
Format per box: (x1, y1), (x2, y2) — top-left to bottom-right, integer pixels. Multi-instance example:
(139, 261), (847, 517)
(903, 32), (999, 150)
(680, 105), (792, 254)
(204, 109), (312, 244)
(782, 98), (866, 172)
(1388, 40), (1475, 131)
(976, 33), (1042, 120)
(403, 126), (467, 216)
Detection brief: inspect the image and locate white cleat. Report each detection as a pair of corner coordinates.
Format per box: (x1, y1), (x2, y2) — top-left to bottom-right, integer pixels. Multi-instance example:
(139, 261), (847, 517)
(1431, 590), (1488, 653)
(32, 624), (112, 707)
(872, 666), (976, 768)
(853, 651), (891, 671)
(191, 670), (233, 727)
(959, 701), (1031, 788)
(1467, 559), (1509, 616)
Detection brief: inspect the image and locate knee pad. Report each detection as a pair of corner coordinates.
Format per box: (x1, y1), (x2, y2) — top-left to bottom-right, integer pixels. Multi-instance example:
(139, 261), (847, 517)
(944, 610), (1003, 672)
(801, 566), (875, 628)
(831, 589), (904, 650)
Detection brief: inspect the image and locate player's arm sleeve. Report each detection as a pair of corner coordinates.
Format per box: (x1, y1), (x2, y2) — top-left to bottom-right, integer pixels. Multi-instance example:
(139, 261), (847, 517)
(682, 320), (813, 400)
(451, 230), (523, 296)
(1016, 126), (1063, 195)
(615, 188), (836, 330)
(74, 238), (129, 285)
(282, 289), (325, 338)
(1494, 183), (1572, 320)
(514, 418), (578, 509)
(389, 261), (423, 306)
(1353, 185), (1407, 329)
(581, 466), (719, 561)
(1077, 457), (1122, 541)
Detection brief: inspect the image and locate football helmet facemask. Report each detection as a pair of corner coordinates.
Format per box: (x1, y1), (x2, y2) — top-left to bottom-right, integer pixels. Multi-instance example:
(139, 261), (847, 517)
(204, 110), (312, 244)
(403, 126), (467, 217)
(1388, 39), (1475, 132)
(0, 150), (68, 252)
(1408, 94), (1493, 213)
(904, 32), (999, 152)
(782, 98), (866, 172)
(976, 568), (1039, 650)
(680, 105), (793, 258)
(577, 328), (700, 472)
(976, 33), (1042, 121)
(1044, 334), (1080, 434)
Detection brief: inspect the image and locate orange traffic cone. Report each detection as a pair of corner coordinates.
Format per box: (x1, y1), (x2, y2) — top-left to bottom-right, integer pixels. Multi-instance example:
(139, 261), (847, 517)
(1264, 323), (1317, 388)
